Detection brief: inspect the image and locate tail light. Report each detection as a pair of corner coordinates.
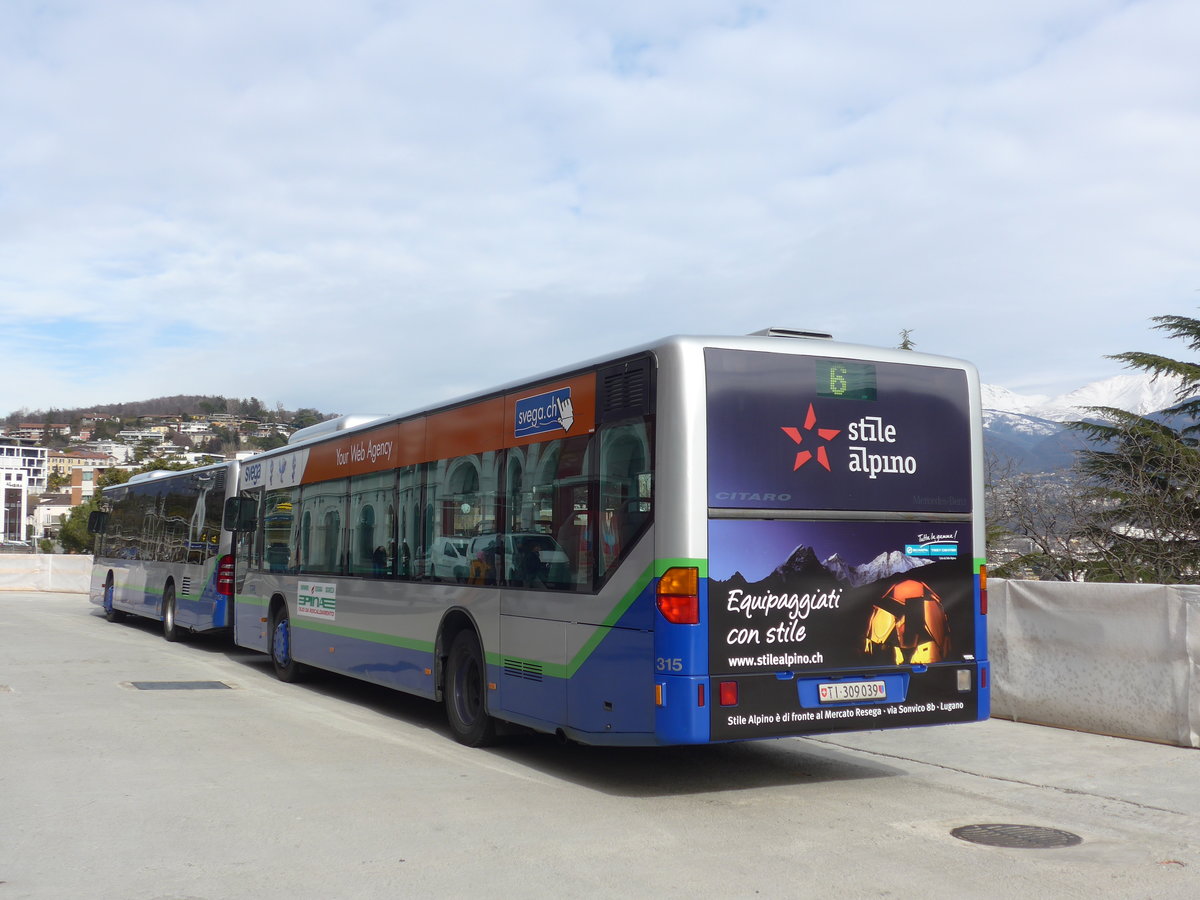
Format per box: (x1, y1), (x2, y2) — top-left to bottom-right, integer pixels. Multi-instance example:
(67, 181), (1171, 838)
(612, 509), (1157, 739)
(216, 554), (236, 597)
(979, 564), (988, 616)
(656, 567), (699, 624)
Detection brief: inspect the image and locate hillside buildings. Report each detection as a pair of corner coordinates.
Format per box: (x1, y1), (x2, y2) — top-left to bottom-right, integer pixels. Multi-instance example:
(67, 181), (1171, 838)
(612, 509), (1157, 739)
(0, 411), (300, 546)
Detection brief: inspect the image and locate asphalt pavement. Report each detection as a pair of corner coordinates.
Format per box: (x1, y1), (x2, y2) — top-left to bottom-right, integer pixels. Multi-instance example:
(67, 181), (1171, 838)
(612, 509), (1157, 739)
(2, 591), (1198, 899)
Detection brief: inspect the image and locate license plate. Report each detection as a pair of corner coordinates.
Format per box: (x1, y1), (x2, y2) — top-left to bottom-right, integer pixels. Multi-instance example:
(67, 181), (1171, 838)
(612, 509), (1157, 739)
(818, 680), (887, 703)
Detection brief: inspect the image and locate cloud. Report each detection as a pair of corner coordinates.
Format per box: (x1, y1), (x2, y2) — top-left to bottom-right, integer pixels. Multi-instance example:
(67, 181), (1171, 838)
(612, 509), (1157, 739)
(2, 0), (1198, 416)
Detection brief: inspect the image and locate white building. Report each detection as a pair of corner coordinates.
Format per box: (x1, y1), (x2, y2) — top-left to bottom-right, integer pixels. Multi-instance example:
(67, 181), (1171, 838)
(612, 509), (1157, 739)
(0, 444), (49, 542)
(0, 443), (48, 492)
(115, 430), (165, 444)
(81, 441), (136, 464)
(177, 422), (214, 435)
(31, 492), (73, 541)
(1, 465), (30, 542)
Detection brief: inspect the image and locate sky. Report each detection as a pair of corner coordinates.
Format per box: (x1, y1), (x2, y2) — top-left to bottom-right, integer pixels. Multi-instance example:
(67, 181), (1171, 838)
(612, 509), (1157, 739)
(3, 0), (1199, 418)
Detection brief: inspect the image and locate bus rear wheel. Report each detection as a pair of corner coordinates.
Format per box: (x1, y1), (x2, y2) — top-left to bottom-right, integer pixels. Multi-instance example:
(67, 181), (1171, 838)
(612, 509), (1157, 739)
(444, 630), (496, 747)
(162, 584), (186, 642)
(270, 606), (307, 683)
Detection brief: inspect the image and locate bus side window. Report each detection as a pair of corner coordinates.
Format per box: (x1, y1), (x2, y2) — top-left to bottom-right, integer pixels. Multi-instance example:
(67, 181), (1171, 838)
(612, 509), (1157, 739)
(349, 471), (397, 578)
(299, 479), (348, 576)
(506, 434), (594, 592)
(261, 487), (298, 573)
(598, 421), (654, 581)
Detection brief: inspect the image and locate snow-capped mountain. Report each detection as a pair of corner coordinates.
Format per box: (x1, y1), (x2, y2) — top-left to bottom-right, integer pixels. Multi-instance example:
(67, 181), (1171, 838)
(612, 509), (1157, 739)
(982, 372), (1191, 472)
(768, 545), (932, 588)
(823, 550), (933, 587)
(982, 373), (1184, 423)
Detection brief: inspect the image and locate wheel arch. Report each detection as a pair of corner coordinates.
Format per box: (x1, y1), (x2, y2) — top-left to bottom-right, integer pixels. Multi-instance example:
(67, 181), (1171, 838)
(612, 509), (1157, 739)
(435, 607), (483, 702)
(267, 591), (289, 623)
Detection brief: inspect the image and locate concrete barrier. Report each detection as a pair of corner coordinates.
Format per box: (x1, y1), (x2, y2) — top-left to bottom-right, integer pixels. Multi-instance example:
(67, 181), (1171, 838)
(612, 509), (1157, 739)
(990, 578), (1200, 748)
(0, 555), (92, 594)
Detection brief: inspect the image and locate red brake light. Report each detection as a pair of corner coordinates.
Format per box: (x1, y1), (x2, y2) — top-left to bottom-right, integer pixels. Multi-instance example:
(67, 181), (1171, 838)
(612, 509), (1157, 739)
(216, 554), (235, 597)
(718, 681), (739, 706)
(979, 564), (988, 616)
(656, 567), (700, 625)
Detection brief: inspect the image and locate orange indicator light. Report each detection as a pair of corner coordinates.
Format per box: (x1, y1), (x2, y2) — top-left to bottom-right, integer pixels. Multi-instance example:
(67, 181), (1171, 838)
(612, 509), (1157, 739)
(657, 567), (700, 624)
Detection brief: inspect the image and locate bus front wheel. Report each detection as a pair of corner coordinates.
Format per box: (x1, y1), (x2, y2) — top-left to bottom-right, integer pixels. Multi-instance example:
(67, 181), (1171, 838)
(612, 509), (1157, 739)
(103, 575), (123, 623)
(444, 630), (496, 747)
(270, 606), (307, 683)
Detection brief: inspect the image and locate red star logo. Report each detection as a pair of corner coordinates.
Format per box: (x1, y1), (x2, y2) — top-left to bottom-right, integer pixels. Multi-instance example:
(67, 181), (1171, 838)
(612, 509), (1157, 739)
(781, 404), (841, 471)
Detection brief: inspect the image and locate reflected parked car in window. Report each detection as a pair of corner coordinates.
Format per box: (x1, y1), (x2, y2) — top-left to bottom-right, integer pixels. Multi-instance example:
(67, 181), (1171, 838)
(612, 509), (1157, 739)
(427, 537), (470, 581)
(467, 533), (572, 589)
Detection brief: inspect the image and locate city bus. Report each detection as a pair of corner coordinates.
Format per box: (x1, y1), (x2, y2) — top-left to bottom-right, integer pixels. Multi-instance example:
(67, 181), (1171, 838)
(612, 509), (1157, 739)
(218, 328), (988, 746)
(88, 461), (239, 641)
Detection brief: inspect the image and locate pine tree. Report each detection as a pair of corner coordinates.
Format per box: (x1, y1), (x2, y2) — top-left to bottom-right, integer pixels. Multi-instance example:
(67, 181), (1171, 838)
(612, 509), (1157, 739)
(1108, 314), (1200, 424)
(1068, 312), (1200, 583)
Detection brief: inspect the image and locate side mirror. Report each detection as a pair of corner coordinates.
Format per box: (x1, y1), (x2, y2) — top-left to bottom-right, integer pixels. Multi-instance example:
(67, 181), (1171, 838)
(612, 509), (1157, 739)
(87, 511), (109, 534)
(223, 496), (258, 533)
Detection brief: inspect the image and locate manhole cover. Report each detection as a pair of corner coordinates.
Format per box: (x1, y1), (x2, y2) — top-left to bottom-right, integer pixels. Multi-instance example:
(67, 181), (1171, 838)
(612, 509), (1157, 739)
(128, 681), (232, 691)
(951, 824), (1082, 849)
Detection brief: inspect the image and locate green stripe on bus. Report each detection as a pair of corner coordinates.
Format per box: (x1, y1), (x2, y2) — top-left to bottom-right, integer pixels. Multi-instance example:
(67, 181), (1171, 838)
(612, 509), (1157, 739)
(496, 557), (706, 679)
(269, 557), (705, 676)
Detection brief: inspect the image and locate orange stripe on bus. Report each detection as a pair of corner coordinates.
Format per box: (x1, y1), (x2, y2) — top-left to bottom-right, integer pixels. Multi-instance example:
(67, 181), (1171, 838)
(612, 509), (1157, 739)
(299, 373), (597, 485)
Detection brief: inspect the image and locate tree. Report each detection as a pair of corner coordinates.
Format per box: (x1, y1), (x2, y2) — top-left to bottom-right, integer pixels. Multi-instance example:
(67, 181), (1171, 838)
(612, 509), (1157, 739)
(58, 498), (98, 554)
(291, 408), (324, 429)
(92, 419), (119, 441)
(132, 437), (160, 463)
(250, 432), (288, 451)
(898, 329), (916, 351)
(1070, 409), (1200, 583)
(985, 453), (1090, 581)
(98, 467), (132, 489)
(198, 397), (228, 416)
(237, 396), (266, 418)
(1108, 314), (1200, 422)
(1067, 312), (1200, 583)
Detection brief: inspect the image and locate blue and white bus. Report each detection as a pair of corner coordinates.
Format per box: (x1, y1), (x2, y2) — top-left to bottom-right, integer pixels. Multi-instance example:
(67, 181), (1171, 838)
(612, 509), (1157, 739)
(89, 462), (239, 641)
(92, 328), (989, 747)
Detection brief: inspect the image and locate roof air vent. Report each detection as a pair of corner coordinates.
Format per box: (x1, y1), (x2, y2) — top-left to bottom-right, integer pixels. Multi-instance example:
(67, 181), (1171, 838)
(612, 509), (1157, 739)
(288, 414), (386, 445)
(750, 327), (834, 340)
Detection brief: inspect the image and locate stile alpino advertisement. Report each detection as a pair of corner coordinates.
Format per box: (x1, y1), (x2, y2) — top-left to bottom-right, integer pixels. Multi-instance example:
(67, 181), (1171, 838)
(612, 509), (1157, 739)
(705, 348), (981, 739)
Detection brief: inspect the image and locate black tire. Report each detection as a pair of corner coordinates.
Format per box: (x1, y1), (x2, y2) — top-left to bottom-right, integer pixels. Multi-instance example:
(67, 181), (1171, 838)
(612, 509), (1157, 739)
(102, 575), (123, 623)
(444, 630), (496, 747)
(270, 605), (307, 683)
(162, 584), (186, 642)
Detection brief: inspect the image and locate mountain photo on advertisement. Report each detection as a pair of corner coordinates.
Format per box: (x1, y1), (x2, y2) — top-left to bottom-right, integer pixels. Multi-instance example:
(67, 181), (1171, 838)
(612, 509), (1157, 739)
(720, 543), (934, 594)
